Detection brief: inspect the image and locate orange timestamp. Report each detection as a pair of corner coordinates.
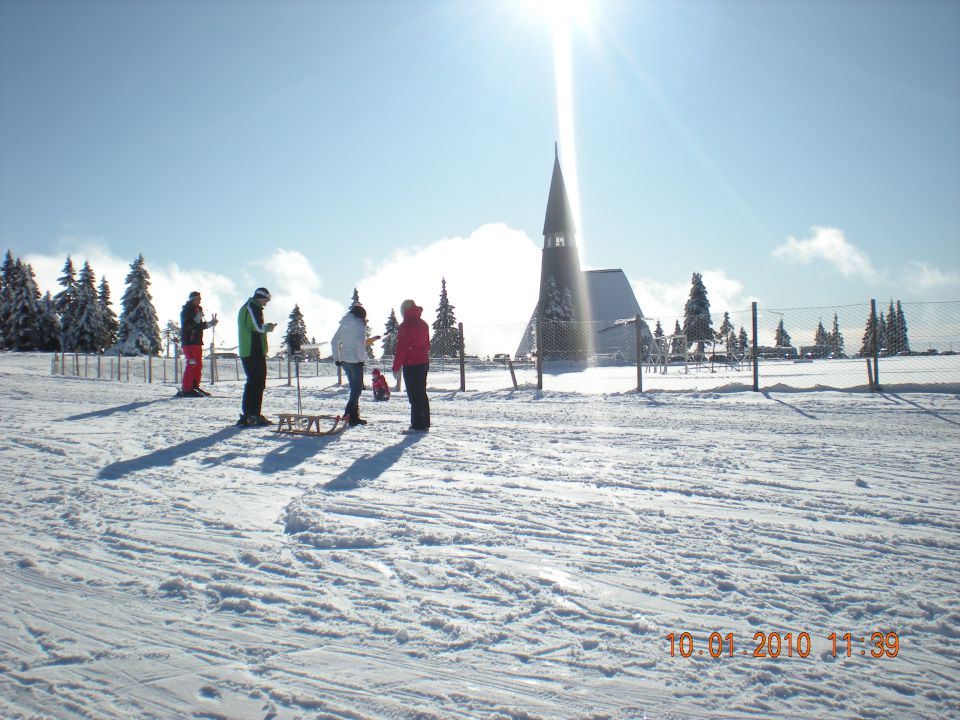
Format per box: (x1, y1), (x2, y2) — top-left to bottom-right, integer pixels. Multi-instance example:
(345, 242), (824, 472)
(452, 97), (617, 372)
(666, 631), (900, 659)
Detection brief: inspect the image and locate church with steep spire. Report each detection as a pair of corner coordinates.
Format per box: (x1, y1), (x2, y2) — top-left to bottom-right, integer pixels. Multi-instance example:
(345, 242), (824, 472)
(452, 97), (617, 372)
(516, 145), (653, 361)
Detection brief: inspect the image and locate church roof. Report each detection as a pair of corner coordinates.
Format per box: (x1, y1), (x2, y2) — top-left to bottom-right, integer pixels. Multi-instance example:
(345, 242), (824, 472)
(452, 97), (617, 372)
(542, 144), (577, 238)
(583, 269), (642, 322)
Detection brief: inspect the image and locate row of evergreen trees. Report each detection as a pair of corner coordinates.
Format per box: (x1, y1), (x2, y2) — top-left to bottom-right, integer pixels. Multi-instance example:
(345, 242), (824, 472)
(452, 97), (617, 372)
(0, 250), (164, 355)
(0, 249), (915, 361)
(284, 278), (463, 360)
(671, 273), (909, 358)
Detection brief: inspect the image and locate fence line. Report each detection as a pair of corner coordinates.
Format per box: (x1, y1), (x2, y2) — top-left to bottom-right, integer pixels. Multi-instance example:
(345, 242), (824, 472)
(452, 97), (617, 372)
(49, 299), (960, 393)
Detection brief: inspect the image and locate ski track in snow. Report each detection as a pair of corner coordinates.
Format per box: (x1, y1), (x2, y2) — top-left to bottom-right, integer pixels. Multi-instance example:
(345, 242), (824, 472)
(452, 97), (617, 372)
(0, 354), (959, 719)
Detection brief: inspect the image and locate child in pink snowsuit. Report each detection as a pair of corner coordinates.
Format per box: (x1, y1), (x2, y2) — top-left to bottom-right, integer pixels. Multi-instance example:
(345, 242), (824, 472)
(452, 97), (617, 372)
(371, 368), (391, 401)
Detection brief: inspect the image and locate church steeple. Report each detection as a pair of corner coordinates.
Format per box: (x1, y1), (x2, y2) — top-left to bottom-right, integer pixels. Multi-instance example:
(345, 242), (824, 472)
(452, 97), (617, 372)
(542, 141), (576, 247)
(538, 143), (585, 327)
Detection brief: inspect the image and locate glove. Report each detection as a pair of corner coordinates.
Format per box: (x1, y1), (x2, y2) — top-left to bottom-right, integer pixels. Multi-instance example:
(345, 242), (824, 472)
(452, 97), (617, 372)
(209, 317), (218, 327)
(392, 370), (400, 381)
(264, 322), (276, 332)
(335, 360), (342, 367)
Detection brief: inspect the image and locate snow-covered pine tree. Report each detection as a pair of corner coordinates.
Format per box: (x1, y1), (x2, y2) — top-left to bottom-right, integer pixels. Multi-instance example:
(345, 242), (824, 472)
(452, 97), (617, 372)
(716, 311), (734, 343)
(774, 319), (792, 349)
(98, 276), (119, 351)
(37, 292), (62, 351)
(877, 312), (889, 354)
(348, 288), (375, 359)
(559, 287), (574, 321)
(859, 306), (879, 356)
(162, 320), (181, 357)
(111, 254), (162, 356)
(382, 309), (399, 356)
(738, 326), (749, 355)
(671, 320), (685, 356)
(541, 277), (564, 321)
(828, 313), (844, 358)
(885, 300), (899, 354)
(430, 277), (459, 358)
(284, 304), (308, 355)
(54, 256), (79, 351)
(67, 262), (105, 353)
(8, 259), (44, 350)
(682, 272), (713, 353)
(813, 320), (828, 357)
(0, 250), (15, 349)
(895, 301), (909, 353)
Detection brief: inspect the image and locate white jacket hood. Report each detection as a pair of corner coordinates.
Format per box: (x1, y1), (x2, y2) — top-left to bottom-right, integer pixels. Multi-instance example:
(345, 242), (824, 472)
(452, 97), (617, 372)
(330, 313), (367, 363)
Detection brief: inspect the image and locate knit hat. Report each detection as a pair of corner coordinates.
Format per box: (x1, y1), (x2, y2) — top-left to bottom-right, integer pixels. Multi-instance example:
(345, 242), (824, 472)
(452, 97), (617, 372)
(400, 299), (415, 314)
(188, 291), (201, 300)
(372, 368), (381, 376)
(253, 287), (271, 300)
(349, 304), (367, 320)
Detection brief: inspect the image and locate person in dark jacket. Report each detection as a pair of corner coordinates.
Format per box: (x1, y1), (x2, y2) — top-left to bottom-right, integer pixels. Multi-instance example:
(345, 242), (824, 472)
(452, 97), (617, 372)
(236, 287), (276, 426)
(179, 291), (218, 397)
(392, 298), (430, 431)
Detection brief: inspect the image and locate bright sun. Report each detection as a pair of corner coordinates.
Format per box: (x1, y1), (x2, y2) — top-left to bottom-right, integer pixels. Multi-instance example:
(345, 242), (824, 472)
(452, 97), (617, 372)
(517, 0), (595, 31)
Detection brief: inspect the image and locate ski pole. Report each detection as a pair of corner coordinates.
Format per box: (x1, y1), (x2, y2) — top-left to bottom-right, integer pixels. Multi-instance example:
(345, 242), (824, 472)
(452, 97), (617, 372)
(296, 354), (302, 415)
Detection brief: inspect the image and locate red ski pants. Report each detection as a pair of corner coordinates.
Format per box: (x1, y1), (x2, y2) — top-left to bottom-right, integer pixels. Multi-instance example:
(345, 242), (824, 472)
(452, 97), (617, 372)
(182, 345), (203, 391)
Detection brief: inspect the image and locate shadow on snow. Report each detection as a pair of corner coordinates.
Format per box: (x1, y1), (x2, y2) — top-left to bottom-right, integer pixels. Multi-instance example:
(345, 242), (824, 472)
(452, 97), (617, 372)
(322, 434), (425, 492)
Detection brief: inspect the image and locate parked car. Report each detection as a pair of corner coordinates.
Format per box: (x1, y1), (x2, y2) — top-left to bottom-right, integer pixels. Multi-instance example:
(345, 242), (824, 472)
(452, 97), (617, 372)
(493, 353), (510, 364)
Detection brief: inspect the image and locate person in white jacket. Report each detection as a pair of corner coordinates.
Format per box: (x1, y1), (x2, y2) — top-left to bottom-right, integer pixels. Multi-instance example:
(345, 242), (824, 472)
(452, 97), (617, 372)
(331, 304), (370, 426)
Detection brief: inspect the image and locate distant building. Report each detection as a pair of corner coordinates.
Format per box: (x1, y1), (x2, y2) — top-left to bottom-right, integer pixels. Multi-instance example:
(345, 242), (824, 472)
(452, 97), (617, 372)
(516, 146), (653, 361)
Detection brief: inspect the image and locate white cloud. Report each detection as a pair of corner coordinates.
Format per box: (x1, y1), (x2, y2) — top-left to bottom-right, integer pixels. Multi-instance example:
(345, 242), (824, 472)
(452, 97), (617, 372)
(356, 223), (541, 356)
(903, 261), (959, 290)
(772, 226), (880, 280)
(631, 269), (754, 330)
(24, 223), (543, 357)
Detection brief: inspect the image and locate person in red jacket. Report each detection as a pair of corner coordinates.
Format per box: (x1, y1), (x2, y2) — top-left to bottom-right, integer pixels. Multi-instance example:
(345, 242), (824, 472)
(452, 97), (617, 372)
(392, 298), (430, 431)
(179, 290), (218, 397)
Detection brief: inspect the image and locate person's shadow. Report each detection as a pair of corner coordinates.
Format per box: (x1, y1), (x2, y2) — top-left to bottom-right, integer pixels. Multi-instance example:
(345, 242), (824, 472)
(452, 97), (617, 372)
(98, 427), (242, 479)
(260, 432), (343, 474)
(64, 398), (172, 422)
(323, 434), (425, 491)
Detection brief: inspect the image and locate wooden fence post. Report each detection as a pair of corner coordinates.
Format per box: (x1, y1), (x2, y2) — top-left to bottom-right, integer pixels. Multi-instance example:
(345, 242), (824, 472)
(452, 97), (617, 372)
(870, 298), (880, 390)
(635, 314), (643, 393)
(458, 322), (466, 392)
(751, 302), (759, 391)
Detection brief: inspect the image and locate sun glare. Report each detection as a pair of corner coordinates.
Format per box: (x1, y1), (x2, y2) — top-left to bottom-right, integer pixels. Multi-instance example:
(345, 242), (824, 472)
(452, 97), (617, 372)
(511, 0), (593, 263)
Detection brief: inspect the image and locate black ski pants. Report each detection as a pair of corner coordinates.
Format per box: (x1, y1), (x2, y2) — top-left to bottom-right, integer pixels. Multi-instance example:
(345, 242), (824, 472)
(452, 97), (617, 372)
(241, 355), (267, 418)
(402, 363), (430, 430)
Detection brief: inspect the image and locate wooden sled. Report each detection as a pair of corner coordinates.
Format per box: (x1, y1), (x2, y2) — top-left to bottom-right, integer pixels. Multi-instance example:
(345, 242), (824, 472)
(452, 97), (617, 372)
(275, 413), (345, 436)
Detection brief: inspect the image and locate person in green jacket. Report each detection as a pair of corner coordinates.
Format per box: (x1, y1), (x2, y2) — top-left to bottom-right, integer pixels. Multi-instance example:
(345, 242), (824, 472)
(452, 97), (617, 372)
(236, 287), (276, 426)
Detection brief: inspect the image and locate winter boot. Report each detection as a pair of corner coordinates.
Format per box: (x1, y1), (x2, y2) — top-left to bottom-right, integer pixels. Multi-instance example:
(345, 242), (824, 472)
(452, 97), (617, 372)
(236, 414), (249, 427)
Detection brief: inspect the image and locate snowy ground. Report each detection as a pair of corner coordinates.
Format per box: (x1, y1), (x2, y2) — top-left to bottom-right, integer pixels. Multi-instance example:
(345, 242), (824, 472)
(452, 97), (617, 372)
(1, 352), (959, 720)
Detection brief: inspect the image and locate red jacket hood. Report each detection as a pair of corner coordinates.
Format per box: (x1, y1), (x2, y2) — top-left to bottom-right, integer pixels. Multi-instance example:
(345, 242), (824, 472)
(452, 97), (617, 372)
(402, 305), (423, 322)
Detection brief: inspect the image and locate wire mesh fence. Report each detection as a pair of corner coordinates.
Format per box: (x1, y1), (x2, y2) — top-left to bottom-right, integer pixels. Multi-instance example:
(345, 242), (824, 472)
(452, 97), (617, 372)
(49, 300), (960, 393)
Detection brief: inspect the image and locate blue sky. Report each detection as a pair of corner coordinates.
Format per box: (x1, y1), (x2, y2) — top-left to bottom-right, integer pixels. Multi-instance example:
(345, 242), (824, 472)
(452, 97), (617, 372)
(2, 0), (958, 352)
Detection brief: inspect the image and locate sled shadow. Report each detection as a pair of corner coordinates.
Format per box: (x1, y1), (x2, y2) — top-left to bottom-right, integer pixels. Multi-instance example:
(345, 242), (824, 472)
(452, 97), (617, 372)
(63, 398), (171, 422)
(98, 427), (241, 479)
(761, 391), (818, 420)
(260, 432), (342, 474)
(323, 434), (424, 492)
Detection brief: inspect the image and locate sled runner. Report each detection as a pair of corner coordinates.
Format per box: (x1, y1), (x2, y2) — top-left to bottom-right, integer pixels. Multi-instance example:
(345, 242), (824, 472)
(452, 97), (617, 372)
(275, 413), (345, 436)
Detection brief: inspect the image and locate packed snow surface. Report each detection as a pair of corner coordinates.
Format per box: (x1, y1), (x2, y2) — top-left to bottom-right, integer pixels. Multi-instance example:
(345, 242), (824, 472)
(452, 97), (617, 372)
(1, 353), (958, 719)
